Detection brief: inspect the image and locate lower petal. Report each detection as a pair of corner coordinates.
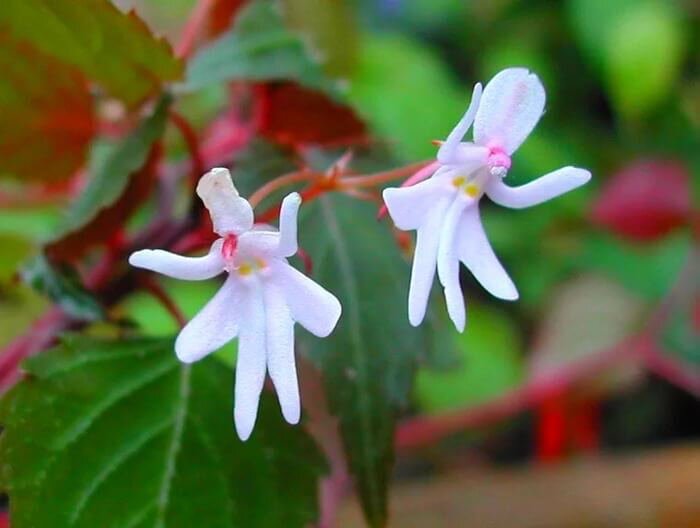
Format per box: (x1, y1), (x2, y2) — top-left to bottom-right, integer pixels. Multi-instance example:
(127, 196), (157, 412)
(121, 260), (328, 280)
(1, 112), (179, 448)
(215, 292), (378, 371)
(437, 197), (470, 331)
(174, 275), (241, 363)
(234, 281), (267, 441)
(457, 206), (518, 300)
(263, 280), (300, 425)
(382, 175), (448, 231)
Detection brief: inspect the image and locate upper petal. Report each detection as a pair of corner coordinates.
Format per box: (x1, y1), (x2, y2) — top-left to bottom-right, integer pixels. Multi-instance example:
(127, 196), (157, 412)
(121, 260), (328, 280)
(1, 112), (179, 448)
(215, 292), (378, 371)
(456, 206), (518, 300)
(197, 167), (254, 236)
(276, 192), (301, 257)
(129, 239), (225, 281)
(174, 275), (242, 363)
(486, 166), (592, 209)
(437, 82), (483, 164)
(473, 68), (545, 155)
(271, 261), (341, 337)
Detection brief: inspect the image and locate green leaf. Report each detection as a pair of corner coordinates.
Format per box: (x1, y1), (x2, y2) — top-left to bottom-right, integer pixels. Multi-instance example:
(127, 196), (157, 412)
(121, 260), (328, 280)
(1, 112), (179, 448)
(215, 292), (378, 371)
(47, 96), (170, 250)
(185, 0), (335, 94)
(347, 34), (467, 161)
(0, 282), (48, 349)
(415, 304), (523, 413)
(0, 33), (96, 182)
(20, 254), (103, 322)
(0, 335), (325, 527)
(298, 194), (428, 527)
(0, 0), (183, 107)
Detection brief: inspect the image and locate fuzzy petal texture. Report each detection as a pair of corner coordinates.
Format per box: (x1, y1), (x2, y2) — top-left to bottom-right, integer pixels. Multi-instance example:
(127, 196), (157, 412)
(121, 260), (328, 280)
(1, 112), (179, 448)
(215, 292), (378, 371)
(263, 279), (300, 425)
(271, 261), (341, 337)
(197, 167), (254, 236)
(234, 281), (267, 441)
(175, 275), (243, 363)
(486, 166), (592, 209)
(407, 192), (453, 326)
(129, 239), (224, 281)
(383, 175), (452, 231)
(473, 68), (545, 155)
(437, 196), (471, 331)
(438, 83), (483, 164)
(457, 206), (518, 300)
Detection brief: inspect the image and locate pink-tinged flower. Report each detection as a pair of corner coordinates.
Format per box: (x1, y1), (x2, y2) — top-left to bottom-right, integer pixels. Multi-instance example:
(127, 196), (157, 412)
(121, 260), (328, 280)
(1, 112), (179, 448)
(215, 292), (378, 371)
(129, 168), (342, 440)
(383, 68), (591, 332)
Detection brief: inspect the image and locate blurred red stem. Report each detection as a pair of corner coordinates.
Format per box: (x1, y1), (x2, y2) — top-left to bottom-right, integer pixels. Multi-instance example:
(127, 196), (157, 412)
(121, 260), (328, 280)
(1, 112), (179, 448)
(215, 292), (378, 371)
(141, 276), (186, 328)
(170, 110), (204, 186)
(176, 0), (217, 59)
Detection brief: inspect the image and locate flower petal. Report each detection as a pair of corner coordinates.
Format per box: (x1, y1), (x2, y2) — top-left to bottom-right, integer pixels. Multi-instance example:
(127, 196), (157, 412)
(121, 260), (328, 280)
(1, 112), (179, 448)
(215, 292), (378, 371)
(407, 192), (453, 326)
(271, 262), (341, 337)
(457, 206), (518, 300)
(234, 280), (267, 441)
(197, 167), (254, 236)
(129, 239), (224, 281)
(174, 274), (242, 363)
(486, 166), (592, 209)
(437, 196), (470, 331)
(383, 174), (450, 231)
(437, 83), (483, 164)
(473, 68), (545, 155)
(263, 279), (300, 425)
(277, 192), (301, 257)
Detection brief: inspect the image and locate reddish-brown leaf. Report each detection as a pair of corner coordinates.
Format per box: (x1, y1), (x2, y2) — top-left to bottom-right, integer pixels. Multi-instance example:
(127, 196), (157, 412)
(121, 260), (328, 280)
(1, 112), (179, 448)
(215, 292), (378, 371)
(208, 0), (249, 37)
(46, 144), (162, 261)
(0, 33), (95, 182)
(255, 82), (367, 148)
(591, 159), (692, 241)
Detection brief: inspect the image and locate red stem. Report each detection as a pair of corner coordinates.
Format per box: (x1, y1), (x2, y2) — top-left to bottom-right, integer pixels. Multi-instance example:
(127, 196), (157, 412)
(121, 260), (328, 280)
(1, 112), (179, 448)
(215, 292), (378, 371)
(170, 110), (205, 186)
(142, 277), (187, 328)
(176, 0), (218, 59)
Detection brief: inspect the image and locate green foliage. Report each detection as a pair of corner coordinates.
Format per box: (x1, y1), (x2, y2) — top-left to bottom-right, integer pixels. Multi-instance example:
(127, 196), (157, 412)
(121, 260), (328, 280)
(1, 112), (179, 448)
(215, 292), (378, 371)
(20, 255), (103, 322)
(0, 336), (326, 528)
(347, 34), (467, 161)
(298, 194), (429, 527)
(47, 96), (170, 249)
(0, 0), (183, 107)
(416, 304), (523, 413)
(185, 0), (336, 93)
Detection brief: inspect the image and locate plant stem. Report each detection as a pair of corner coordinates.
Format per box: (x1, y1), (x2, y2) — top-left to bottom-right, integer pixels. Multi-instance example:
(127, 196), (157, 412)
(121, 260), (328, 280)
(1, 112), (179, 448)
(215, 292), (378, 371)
(176, 0), (218, 59)
(248, 170), (313, 208)
(170, 110), (204, 187)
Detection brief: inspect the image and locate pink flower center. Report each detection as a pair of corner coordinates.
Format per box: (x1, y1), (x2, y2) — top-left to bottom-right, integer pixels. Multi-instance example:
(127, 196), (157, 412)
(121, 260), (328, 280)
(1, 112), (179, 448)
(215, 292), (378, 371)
(487, 145), (511, 170)
(222, 234), (238, 261)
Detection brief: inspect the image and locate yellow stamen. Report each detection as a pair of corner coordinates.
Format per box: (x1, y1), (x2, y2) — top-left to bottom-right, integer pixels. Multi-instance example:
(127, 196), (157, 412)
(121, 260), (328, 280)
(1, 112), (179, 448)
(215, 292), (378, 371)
(452, 176), (465, 187)
(464, 183), (479, 197)
(238, 263), (253, 276)
(255, 258), (266, 270)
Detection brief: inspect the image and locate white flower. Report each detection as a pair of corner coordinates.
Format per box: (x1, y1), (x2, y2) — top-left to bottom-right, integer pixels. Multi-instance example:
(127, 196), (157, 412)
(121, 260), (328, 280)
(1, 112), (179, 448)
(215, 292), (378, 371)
(129, 168), (342, 440)
(383, 68), (592, 332)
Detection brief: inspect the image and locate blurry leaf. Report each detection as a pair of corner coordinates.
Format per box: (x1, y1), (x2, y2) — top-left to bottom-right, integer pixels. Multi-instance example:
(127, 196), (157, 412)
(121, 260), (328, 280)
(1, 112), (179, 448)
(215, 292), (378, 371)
(416, 304), (523, 413)
(0, 0), (183, 107)
(231, 138), (299, 197)
(0, 235), (33, 280)
(529, 274), (647, 395)
(663, 307), (700, 366)
(604, 1), (687, 119)
(283, 0), (359, 76)
(579, 233), (691, 300)
(299, 194), (428, 527)
(0, 34), (95, 182)
(0, 335), (325, 527)
(20, 254), (103, 321)
(348, 34), (467, 161)
(0, 207), (61, 241)
(0, 283), (48, 349)
(256, 82), (367, 148)
(46, 96), (170, 260)
(592, 160), (692, 242)
(208, 0), (248, 37)
(185, 0), (335, 93)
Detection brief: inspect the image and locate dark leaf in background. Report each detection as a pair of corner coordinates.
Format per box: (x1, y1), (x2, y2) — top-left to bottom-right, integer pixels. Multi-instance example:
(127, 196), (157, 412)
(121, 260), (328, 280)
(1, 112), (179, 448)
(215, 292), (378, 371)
(208, 0), (249, 37)
(591, 160), (692, 242)
(298, 194), (429, 527)
(0, 0), (183, 107)
(0, 33), (95, 182)
(185, 0), (336, 94)
(20, 255), (103, 322)
(256, 82), (367, 148)
(46, 96), (171, 261)
(0, 336), (326, 527)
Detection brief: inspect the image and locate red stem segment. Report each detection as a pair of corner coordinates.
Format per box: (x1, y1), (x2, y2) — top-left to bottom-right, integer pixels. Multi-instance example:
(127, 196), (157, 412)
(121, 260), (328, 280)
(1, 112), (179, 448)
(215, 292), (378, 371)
(176, 0), (218, 59)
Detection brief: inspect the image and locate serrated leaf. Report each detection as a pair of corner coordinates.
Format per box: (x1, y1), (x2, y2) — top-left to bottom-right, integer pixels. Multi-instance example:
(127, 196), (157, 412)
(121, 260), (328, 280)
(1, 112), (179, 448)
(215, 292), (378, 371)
(46, 96), (170, 259)
(298, 194), (428, 527)
(20, 254), (103, 321)
(0, 33), (95, 182)
(0, 0), (183, 107)
(0, 335), (325, 528)
(185, 0), (335, 94)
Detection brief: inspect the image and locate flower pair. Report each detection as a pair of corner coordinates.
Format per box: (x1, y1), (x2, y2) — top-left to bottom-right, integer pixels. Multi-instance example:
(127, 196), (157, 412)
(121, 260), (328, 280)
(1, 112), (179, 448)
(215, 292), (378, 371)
(130, 68), (591, 440)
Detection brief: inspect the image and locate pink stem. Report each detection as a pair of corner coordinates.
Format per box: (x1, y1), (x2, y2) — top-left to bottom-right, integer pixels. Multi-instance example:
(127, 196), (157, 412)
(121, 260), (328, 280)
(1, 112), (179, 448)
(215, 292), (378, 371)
(176, 0), (218, 59)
